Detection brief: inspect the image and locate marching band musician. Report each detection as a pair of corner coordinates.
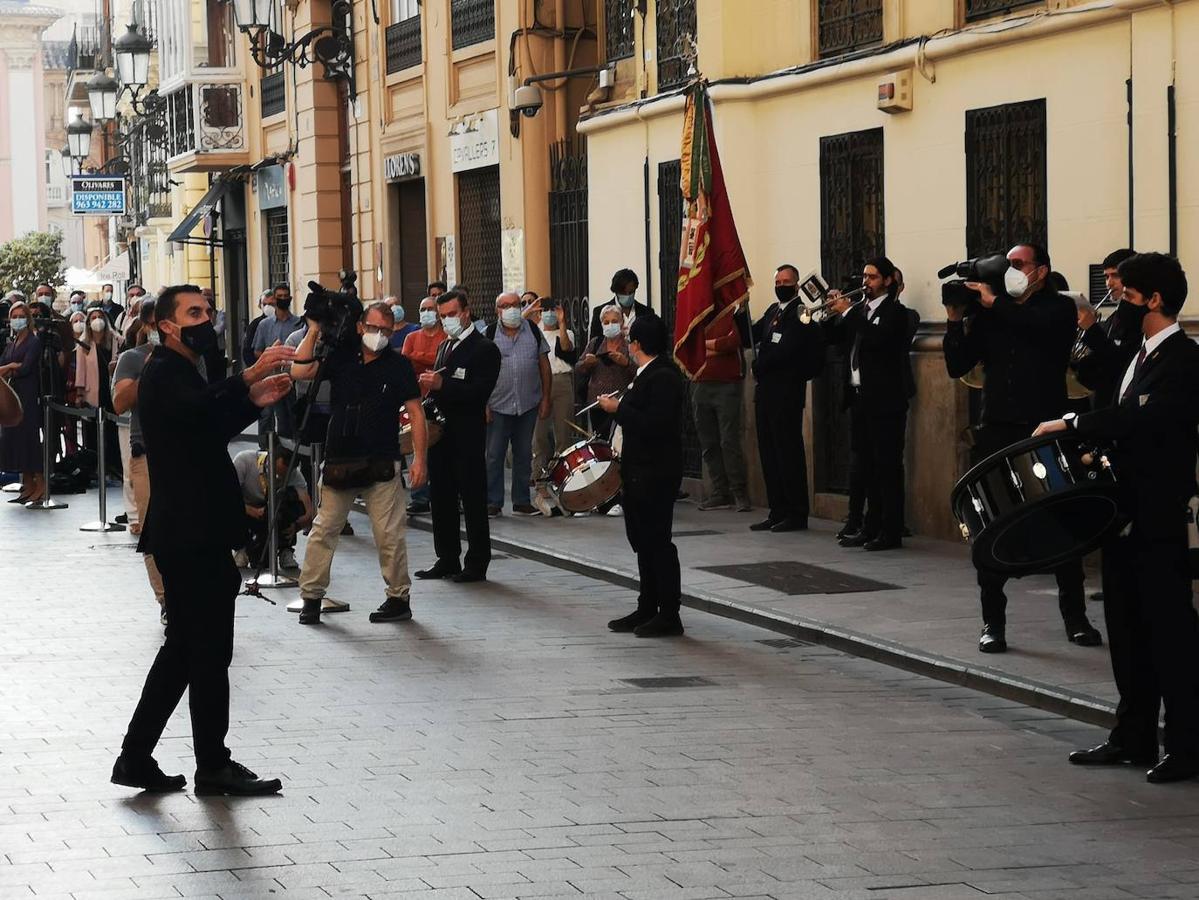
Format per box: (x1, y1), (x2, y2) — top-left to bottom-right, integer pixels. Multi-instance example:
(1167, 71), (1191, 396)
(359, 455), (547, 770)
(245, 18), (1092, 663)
(823, 257), (916, 551)
(598, 314), (687, 638)
(1072, 248), (1140, 407)
(1035, 252), (1199, 784)
(749, 265), (826, 534)
(943, 242), (1103, 654)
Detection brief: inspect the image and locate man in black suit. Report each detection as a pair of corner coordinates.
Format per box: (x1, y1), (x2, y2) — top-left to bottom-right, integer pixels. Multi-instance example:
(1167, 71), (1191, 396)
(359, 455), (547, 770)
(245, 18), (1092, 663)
(1038, 253), (1199, 784)
(600, 314), (687, 638)
(588, 268), (652, 341)
(1073, 248), (1141, 407)
(415, 290), (501, 583)
(823, 256), (915, 551)
(749, 264), (826, 533)
(112, 284), (293, 796)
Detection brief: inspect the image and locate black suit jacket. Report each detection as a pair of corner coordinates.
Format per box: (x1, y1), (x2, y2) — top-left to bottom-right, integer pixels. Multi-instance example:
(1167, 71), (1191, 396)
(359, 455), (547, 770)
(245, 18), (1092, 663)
(751, 299), (825, 406)
(1074, 301), (1143, 408)
(1076, 329), (1199, 544)
(588, 299), (652, 341)
(823, 296), (916, 413)
(613, 356), (685, 483)
(137, 347), (261, 554)
(429, 329), (501, 436)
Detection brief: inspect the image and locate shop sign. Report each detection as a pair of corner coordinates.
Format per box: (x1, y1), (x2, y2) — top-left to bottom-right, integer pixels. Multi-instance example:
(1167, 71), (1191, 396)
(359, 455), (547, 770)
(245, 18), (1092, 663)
(255, 164), (287, 210)
(449, 109), (499, 174)
(385, 152), (421, 181)
(70, 176), (126, 215)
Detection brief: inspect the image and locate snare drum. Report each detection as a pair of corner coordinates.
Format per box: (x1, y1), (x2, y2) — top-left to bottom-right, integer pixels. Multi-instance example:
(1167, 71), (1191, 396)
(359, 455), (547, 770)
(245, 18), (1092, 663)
(399, 399), (445, 456)
(951, 433), (1126, 576)
(547, 439), (622, 513)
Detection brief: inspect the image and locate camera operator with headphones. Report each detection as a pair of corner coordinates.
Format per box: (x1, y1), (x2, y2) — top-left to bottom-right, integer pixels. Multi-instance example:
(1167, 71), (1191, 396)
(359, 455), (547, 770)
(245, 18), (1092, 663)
(943, 243), (1102, 655)
(291, 299), (428, 625)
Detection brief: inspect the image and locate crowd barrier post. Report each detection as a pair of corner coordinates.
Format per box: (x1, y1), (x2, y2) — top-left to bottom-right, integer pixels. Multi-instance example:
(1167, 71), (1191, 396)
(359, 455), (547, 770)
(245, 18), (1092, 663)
(255, 429), (297, 589)
(79, 406), (121, 531)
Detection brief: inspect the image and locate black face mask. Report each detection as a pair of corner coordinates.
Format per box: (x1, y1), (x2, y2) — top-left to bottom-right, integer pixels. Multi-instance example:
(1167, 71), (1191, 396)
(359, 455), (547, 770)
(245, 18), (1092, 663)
(275, 298), (291, 310)
(1118, 300), (1149, 331)
(177, 320), (218, 355)
(775, 285), (798, 303)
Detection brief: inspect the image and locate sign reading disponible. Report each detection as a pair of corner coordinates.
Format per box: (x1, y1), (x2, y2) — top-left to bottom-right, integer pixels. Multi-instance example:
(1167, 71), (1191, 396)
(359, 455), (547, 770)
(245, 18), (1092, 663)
(70, 176), (126, 215)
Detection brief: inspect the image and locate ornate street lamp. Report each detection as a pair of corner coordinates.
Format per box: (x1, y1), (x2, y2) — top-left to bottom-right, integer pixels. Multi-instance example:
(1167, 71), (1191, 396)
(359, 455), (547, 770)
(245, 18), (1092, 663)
(113, 22), (152, 88)
(60, 145), (77, 178)
(86, 71), (120, 122)
(223, 0), (356, 94)
(66, 116), (94, 162)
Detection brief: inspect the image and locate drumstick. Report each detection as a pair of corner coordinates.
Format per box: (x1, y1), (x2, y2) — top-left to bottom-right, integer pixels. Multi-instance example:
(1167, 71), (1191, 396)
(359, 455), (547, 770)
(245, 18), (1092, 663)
(565, 419), (593, 439)
(576, 390), (623, 417)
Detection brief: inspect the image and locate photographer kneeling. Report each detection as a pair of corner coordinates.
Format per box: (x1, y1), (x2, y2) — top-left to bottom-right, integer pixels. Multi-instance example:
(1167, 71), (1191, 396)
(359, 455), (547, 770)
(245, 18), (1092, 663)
(291, 300), (427, 625)
(232, 443), (313, 571)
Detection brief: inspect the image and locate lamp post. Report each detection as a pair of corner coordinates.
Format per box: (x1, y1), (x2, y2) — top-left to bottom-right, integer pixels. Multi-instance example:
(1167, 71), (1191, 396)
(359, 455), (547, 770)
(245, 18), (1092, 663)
(224, 0), (356, 96)
(66, 116), (93, 164)
(86, 71), (119, 122)
(113, 22), (151, 91)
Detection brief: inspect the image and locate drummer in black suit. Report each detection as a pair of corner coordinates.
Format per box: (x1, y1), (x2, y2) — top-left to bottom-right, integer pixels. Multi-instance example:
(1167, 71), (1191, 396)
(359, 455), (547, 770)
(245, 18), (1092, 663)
(1037, 252), (1199, 784)
(598, 314), (687, 638)
(944, 242), (1102, 654)
(415, 291), (501, 583)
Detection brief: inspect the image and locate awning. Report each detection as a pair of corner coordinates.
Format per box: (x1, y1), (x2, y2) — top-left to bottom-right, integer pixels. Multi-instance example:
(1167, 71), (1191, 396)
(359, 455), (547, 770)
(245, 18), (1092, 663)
(166, 176), (233, 244)
(96, 251), (130, 282)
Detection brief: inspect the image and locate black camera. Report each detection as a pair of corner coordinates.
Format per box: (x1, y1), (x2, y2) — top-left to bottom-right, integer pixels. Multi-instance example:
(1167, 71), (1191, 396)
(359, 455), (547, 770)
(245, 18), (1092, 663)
(303, 280), (362, 349)
(938, 253), (1009, 314)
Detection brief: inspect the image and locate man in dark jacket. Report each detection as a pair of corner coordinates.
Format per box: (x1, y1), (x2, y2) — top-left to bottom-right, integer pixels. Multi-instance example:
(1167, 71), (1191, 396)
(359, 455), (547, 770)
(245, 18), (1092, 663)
(1038, 252), (1199, 784)
(588, 268), (652, 341)
(112, 284), (294, 797)
(599, 314), (687, 638)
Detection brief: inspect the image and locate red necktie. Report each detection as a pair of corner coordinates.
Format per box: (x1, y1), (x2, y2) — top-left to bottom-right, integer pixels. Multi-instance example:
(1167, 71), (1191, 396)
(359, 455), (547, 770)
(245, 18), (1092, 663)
(1120, 344), (1147, 403)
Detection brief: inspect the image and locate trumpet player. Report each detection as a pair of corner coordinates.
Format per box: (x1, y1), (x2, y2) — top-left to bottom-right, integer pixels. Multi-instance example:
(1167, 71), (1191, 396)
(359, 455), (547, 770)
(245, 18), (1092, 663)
(823, 257), (915, 552)
(1073, 248), (1141, 407)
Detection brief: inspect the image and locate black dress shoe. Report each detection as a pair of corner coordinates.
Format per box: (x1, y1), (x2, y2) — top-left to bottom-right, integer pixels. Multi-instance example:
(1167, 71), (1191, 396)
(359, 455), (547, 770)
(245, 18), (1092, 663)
(978, 624), (1007, 653)
(1066, 621), (1103, 646)
(1147, 754), (1199, 784)
(608, 609), (655, 632)
(1068, 741), (1158, 767)
(370, 597), (412, 622)
(298, 597), (321, 625)
(770, 517), (808, 533)
(111, 754), (186, 792)
(749, 517), (780, 532)
(836, 521), (863, 540)
(634, 611), (685, 638)
(194, 760), (282, 796)
(864, 537), (902, 552)
(452, 570), (487, 583)
(838, 531), (875, 548)
(406, 500), (431, 515)
(414, 562), (462, 580)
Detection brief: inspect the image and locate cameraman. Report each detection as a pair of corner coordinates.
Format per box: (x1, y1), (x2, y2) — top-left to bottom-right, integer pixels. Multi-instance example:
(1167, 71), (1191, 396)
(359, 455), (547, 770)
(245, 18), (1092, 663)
(291, 300), (427, 625)
(943, 243), (1102, 654)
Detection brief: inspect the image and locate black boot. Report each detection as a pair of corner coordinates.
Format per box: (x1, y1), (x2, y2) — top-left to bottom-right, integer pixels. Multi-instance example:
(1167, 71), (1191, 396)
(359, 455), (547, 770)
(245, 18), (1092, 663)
(608, 608), (655, 632)
(634, 610), (685, 638)
(298, 597), (322, 625)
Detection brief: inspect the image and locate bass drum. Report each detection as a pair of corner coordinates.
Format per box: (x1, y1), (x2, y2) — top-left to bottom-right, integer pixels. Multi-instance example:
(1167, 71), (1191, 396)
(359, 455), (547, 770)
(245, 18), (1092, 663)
(950, 433), (1126, 576)
(399, 399), (445, 456)
(547, 439), (621, 513)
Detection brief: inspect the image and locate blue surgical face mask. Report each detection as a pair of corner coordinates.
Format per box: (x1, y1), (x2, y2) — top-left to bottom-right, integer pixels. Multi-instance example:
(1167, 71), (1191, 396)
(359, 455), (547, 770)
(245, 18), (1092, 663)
(500, 307), (522, 328)
(10, 317), (28, 332)
(442, 315), (463, 338)
(602, 322), (621, 339)
(419, 309), (438, 328)
(70, 301), (84, 313)
(541, 311), (558, 328)
(391, 305), (405, 321)
(616, 293), (635, 308)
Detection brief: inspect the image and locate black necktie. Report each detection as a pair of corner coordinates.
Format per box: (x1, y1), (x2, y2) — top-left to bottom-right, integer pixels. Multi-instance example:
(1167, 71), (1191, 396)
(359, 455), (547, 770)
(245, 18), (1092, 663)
(850, 303), (880, 372)
(1120, 344), (1148, 403)
(436, 338), (456, 370)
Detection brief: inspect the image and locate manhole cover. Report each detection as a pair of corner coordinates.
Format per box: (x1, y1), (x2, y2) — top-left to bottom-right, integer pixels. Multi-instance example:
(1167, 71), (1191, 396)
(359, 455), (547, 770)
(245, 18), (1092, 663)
(698, 561), (900, 595)
(620, 676), (717, 689)
(756, 637), (812, 649)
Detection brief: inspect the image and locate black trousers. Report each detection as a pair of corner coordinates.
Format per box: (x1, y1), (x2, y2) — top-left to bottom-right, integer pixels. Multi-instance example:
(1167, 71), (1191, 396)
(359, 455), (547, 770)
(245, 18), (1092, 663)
(622, 468), (682, 614)
(971, 422), (1087, 629)
(755, 391), (809, 522)
(1102, 536), (1199, 757)
(847, 402), (907, 541)
(429, 422), (491, 574)
(122, 547), (240, 771)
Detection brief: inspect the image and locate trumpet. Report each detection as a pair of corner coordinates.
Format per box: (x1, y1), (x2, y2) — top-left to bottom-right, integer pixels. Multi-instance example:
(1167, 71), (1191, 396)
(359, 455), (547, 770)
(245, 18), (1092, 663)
(1069, 289), (1116, 365)
(798, 286), (868, 325)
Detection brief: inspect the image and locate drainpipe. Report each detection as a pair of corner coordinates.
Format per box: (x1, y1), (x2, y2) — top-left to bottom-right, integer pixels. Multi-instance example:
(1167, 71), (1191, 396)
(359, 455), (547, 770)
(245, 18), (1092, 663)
(1167, 83), (1177, 257)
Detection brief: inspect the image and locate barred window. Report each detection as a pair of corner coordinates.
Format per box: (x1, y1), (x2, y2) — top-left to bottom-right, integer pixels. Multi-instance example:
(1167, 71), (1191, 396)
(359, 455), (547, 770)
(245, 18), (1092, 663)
(450, 0), (494, 51)
(656, 0), (696, 93)
(456, 166), (502, 323)
(817, 0), (883, 58)
(604, 0), (634, 61)
(965, 0), (1041, 22)
(964, 99), (1047, 258)
(265, 207), (290, 290)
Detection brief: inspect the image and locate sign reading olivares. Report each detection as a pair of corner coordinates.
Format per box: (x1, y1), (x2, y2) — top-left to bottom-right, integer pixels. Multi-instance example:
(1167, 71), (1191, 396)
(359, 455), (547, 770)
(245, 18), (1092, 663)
(449, 109), (499, 174)
(70, 176), (126, 215)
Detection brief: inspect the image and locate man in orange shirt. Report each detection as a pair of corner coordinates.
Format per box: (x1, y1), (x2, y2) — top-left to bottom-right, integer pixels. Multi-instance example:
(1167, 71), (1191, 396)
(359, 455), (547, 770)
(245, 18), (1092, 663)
(402, 296), (446, 514)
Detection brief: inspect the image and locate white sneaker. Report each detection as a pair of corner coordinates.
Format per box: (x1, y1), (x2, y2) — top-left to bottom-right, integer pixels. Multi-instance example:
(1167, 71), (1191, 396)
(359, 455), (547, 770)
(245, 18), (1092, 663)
(606, 504), (623, 517)
(233, 549), (249, 568)
(279, 549), (299, 569)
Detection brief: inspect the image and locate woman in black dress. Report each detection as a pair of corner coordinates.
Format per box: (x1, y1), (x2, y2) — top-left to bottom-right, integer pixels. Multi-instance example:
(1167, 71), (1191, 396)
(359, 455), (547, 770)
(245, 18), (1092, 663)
(0, 300), (45, 503)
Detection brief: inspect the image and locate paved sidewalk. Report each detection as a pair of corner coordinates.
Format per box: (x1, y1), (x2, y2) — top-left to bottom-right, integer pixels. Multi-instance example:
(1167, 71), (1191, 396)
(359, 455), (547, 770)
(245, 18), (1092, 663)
(412, 496), (1120, 724)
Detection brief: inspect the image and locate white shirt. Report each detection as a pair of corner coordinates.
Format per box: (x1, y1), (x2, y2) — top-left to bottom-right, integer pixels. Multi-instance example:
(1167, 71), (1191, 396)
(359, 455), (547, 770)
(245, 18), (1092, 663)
(1118, 322), (1178, 401)
(541, 324), (573, 375)
(635, 356), (655, 379)
(849, 295), (887, 387)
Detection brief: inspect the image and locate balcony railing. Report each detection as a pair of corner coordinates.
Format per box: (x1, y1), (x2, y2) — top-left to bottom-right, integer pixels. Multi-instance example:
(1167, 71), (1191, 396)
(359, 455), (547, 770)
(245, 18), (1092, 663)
(130, 0), (157, 43)
(385, 16), (422, 73)
(66, 22), (108, 73)
(162, 78), (247, 165)
(261, 70), (286, 118)
(46, 185), (67, 207)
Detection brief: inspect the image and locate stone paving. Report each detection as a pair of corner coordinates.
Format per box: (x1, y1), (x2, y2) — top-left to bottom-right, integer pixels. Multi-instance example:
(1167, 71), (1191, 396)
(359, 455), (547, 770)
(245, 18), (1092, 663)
(3, 485), (1199, 900)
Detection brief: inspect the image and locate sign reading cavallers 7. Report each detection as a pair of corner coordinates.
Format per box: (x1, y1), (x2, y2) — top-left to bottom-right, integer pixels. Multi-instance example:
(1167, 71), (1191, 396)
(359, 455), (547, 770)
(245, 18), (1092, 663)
(70, 176), (126, 215)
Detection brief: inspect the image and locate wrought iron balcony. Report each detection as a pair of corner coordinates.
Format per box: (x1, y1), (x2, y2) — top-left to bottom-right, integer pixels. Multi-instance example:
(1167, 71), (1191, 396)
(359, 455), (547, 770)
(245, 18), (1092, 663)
(161, 77), (249, 172)
(261, 69), (286, 118)
(385, 16), (421, 73)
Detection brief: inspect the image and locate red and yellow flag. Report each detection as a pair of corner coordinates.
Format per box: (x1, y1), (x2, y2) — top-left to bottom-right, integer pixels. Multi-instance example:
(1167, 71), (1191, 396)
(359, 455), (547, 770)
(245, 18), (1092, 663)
(672, 82), (752, 379)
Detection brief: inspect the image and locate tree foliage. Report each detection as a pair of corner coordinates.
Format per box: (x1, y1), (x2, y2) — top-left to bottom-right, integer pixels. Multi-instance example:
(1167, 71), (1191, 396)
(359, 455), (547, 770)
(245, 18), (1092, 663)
(0, 231), (65, 296)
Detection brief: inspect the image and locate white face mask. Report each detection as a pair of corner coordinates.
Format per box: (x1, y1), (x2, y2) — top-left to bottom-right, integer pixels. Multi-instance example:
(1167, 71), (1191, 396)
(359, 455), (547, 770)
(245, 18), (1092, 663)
(442, 316), (463, 338)
(602, 322), (622, 340)
(419, 309), (438, 328)
(362, 331), (390, 353)
(9, 317), (27, 332)
(500, 307), (522, 328)
(262, 302), (276, 316)
(72, 321), (85, 336)
(146, 329), (161, 346)
(89, 318), (107, 334)
(1004, 266), (1030, 298)
(102, 291), (113, 301)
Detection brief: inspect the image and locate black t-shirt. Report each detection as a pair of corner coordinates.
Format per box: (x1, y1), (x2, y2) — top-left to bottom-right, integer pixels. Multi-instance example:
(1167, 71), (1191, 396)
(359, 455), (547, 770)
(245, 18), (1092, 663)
(325, 344), (419, 459)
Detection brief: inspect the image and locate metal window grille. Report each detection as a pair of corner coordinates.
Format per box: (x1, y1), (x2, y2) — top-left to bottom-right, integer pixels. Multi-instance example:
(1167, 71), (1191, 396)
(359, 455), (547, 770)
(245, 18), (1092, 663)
(656, 0), (696, 93)
(816, 127), (885, 495)
(548, 140), (590, 356)
(456, 166), (503, 324)
(260, 69), (285, 118)
(657, 158), (702, 480)
(386, 16), (422, 73)
(965, 98), (1047, 258)
(450, 0), (494, 51)
(265, 207), (290, 289)
(965, 0), (1041, 22)
(604, 0), (635, 61)
(817, 0), (882, 58)
(1088, 264), (1107, 304)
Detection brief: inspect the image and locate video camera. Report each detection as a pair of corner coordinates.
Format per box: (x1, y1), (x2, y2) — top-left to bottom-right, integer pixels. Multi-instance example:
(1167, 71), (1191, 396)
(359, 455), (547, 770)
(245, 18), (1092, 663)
(938, 253), (1009, 315)
(303, 279), (362, 350)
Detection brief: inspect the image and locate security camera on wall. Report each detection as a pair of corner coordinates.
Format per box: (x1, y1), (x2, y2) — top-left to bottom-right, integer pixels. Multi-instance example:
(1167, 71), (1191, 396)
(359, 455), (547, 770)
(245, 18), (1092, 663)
(512, 84), (544, 118)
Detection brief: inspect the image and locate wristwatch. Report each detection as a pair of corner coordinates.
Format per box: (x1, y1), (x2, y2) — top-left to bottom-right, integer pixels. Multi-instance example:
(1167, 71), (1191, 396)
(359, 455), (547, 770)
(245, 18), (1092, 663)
(1062, 412), (1079, 430)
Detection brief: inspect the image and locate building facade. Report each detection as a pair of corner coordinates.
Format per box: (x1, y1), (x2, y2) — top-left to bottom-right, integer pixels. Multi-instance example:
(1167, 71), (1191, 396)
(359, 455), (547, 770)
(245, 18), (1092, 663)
(581, 0), (1199, 539)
